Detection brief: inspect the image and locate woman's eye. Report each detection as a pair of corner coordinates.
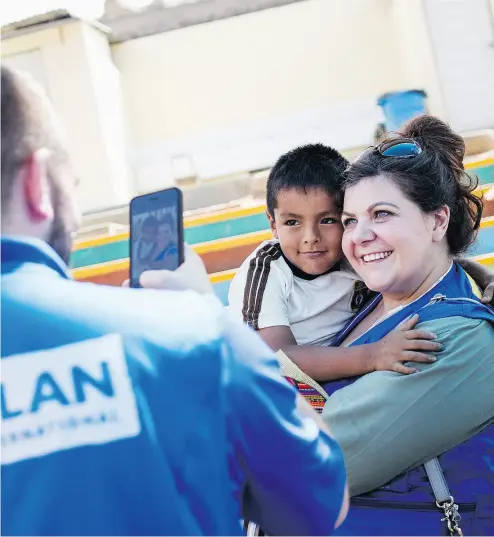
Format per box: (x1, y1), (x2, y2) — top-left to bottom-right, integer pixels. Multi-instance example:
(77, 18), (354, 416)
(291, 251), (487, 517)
(342, 218), (357, 227)
(321, 217), (338, 225)
(374, 210), (392, 219)
(285, 220), (299, 226)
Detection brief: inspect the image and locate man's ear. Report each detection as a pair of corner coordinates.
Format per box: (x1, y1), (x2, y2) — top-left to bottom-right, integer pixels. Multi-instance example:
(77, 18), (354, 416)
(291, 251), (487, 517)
(431, 205), (450, 243)
(22, 149), (54, 223)
(267, 210), (278, 239)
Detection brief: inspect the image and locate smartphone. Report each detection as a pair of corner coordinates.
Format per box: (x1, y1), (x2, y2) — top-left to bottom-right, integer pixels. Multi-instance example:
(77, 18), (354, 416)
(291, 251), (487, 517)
(129, 187), (184, 288)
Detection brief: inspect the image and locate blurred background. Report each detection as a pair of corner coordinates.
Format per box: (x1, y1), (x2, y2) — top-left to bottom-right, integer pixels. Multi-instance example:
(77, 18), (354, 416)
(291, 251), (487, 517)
(2, 0), (494, 297)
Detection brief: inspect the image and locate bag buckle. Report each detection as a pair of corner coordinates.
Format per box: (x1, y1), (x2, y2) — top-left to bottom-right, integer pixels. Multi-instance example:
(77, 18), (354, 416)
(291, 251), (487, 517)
(437, 496), (463, 536)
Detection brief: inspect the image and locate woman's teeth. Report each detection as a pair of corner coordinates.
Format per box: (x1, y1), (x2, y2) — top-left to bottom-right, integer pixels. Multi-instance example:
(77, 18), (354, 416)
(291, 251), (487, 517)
(362, 251), (392, 263)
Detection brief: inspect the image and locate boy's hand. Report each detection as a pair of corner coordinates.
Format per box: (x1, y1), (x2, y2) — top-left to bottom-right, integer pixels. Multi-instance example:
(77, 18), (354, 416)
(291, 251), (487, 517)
(481, 280), (494, 305)
(455, 258), (494, 305)
(370, 315), (442, 375)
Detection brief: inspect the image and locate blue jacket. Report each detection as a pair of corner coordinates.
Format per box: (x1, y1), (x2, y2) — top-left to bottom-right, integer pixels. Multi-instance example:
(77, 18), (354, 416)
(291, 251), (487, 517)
(1, 237), (346, 536)
(325, 264), (494, 536)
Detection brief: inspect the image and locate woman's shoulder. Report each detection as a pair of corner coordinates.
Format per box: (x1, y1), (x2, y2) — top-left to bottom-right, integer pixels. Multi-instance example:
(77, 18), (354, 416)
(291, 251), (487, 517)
(417, 316), (494, 361)
(418, 315), (493, 336)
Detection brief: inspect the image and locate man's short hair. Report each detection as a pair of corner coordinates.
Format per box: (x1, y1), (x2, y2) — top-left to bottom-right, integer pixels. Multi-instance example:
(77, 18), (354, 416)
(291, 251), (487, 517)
(266, 143), (349, 216)
(1, 66), (69, 218)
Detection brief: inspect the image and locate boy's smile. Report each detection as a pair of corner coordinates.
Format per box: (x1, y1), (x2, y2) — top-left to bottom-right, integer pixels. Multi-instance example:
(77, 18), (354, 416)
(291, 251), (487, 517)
(268, 187), (344, 276)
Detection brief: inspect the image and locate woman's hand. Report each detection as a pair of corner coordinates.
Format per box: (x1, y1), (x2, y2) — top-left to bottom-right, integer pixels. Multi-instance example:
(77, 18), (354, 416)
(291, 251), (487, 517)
(370, 314), (442, 375)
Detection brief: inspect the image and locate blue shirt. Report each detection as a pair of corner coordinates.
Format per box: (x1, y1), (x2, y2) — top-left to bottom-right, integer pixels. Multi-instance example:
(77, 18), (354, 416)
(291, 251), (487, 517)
(322, 263), (494, 535)
(1, 236), (346, 536)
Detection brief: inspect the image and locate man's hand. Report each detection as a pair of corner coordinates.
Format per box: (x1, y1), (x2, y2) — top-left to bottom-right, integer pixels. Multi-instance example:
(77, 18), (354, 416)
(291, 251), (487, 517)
(124, 244), (213, 295)
(370, 315), (442, 375)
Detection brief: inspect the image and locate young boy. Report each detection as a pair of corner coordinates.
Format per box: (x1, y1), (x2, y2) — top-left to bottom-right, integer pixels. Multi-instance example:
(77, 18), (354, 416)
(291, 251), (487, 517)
(228, 144), (493, 381)
(135, 215), (159, 265)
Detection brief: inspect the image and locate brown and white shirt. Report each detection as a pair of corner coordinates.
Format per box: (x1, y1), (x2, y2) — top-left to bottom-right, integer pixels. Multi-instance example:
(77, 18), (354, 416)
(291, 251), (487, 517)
(228, 240), (368, 346)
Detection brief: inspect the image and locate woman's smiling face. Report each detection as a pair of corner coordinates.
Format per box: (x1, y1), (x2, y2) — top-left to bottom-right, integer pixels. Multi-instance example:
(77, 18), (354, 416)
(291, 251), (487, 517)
(341, 175), (450, 298)
(157, 223), (173, 248)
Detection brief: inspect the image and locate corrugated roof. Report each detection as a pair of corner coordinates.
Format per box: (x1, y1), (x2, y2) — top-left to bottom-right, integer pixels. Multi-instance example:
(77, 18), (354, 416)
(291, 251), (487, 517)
(0, 0), (105, 30)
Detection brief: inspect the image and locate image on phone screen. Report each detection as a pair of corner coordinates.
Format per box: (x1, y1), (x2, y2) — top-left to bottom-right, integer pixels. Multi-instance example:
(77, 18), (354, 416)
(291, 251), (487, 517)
(130, 190), (183, 287)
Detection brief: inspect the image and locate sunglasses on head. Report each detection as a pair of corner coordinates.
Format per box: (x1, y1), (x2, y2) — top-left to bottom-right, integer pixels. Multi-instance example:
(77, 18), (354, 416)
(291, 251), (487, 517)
(354, 138), (423, 163)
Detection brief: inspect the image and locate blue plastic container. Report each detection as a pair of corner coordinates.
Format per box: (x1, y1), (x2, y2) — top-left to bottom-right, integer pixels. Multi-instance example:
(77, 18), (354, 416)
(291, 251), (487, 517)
(377, 90), (427, 132)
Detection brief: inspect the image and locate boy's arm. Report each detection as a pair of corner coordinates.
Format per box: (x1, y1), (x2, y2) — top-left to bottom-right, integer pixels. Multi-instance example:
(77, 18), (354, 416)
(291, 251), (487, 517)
(230, 255), (440, 381)
(260, 325), (376, 379)
(262, 316), (441, 382)
(456, 258), (494, 304)
(259, 325), (297, 350)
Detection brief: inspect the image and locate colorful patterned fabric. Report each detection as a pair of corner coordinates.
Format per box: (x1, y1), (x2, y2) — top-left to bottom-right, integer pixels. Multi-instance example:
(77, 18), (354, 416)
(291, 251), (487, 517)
(285, 378), (326, 413)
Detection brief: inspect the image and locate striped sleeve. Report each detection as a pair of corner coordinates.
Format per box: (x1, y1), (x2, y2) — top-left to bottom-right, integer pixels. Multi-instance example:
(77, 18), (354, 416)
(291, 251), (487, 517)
(228, 243), (289, 331)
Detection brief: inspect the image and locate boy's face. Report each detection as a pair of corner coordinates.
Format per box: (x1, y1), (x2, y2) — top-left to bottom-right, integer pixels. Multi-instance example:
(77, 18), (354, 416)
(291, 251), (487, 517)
(268, 188), (343, 275)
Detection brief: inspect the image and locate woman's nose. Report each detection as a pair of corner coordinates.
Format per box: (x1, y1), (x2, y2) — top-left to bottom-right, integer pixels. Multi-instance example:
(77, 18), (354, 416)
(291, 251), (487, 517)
(352, 221), (375, 244)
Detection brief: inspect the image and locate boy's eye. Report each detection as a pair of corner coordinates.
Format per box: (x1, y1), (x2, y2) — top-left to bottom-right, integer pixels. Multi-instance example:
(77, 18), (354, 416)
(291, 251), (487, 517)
(321, 217), (339, 225)
(342, 217), (357, 227)
(284, 220), (299, 226)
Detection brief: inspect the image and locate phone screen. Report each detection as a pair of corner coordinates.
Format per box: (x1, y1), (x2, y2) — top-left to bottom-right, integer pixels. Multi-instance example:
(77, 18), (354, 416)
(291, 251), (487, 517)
(129, 187), (184, 287)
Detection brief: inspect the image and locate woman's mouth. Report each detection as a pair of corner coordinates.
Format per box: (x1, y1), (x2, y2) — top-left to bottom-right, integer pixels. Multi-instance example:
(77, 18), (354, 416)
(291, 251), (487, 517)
(362, 251), (393, 263)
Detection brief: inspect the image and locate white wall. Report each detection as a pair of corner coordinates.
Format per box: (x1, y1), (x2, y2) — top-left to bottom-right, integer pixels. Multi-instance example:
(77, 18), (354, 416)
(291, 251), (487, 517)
(423, 0), (494, 132)
(113, 0), (425, 191)
(2, 21), (132, 212)
(114, 0), (406, 144)
(2, 49), (52, 97)
(3, 0), (460, 205)
(391, 0), (444, 119)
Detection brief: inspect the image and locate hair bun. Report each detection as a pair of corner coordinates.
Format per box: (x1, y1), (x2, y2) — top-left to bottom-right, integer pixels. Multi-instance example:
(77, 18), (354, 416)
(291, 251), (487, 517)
(401, 115), (465, 180)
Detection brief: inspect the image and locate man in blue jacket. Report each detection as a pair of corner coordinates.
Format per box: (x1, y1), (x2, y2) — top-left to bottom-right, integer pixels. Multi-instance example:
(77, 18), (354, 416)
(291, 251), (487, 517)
(0, 66), (348, 536)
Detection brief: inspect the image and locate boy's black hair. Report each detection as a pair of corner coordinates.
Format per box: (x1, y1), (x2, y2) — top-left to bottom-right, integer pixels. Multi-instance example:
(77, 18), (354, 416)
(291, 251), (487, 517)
(266, 143), (349, 216)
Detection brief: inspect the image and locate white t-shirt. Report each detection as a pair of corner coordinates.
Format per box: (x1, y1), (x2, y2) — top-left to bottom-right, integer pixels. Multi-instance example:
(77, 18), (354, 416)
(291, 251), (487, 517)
(228, 240), (371, 346)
